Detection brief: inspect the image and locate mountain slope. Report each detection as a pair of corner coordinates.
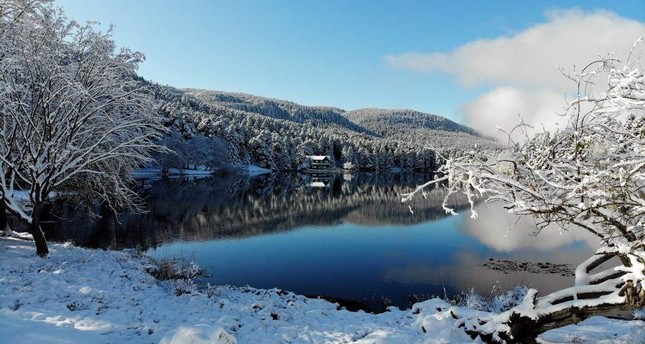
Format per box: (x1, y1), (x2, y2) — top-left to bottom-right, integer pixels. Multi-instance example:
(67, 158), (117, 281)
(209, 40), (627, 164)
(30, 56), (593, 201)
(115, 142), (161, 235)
(344, 108), (499, 151)
(345, 108), (478, 136)
(149, 84), (438, 172)
(147, 81), (498, 172)
(185, 89), (375, 135)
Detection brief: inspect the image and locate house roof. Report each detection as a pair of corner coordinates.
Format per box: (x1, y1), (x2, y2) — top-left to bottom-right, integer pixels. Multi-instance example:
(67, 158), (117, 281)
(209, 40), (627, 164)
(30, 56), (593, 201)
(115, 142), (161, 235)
(306, 155), (330, 161)
(309, 181), (330, 187)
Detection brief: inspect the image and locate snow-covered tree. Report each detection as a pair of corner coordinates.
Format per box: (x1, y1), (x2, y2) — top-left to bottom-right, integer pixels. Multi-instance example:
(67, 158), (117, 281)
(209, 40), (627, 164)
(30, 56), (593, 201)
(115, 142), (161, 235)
(0, 0), (164, 256)
(155, 132), (228, 171)
(403, 41), (645, 343)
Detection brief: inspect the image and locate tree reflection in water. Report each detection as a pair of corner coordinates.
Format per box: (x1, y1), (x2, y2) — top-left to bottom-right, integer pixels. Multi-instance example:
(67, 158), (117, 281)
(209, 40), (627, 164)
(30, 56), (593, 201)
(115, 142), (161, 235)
(43, 172), (465, 250)
(40, 172), (597, 309)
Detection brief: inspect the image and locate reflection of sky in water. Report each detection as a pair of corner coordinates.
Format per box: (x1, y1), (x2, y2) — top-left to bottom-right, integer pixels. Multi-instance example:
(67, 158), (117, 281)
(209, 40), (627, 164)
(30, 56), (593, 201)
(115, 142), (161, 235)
(42, 172), (601, 309)
(150, 201), (597, 308)
(459, 202), (601, 254)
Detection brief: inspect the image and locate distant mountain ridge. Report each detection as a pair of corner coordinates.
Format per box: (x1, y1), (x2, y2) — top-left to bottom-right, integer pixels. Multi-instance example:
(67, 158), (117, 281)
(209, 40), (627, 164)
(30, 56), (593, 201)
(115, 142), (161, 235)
(184, 89), (493, 144)
(185, 89), (375, 136)
(343, 108), (499, 151)
(344, 108), (479, 136)
(148, 82), (498, 172)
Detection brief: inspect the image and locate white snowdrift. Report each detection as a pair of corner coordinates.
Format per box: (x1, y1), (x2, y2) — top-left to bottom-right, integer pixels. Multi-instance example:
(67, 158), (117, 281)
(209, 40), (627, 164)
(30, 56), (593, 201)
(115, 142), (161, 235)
(0, 238), (642, 343)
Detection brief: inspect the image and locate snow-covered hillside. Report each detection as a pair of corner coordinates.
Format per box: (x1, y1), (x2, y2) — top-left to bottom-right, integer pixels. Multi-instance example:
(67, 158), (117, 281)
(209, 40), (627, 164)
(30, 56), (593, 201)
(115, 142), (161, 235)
(151, 84), (499, 172)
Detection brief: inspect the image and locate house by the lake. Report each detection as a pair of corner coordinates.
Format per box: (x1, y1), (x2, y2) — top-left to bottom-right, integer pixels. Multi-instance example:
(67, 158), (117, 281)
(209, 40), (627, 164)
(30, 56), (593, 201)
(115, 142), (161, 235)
(306, 155), (333, 171)
(309, 176), (332, 188)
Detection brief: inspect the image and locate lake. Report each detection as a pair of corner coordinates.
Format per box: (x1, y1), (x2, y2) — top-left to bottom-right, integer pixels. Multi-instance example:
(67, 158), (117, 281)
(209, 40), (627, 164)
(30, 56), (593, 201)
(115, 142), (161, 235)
(43, 172), (599, 311)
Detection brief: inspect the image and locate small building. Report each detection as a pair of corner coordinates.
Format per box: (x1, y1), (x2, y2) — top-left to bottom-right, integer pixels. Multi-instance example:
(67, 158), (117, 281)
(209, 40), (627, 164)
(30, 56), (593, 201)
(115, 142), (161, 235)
(306, 155), (333, 170)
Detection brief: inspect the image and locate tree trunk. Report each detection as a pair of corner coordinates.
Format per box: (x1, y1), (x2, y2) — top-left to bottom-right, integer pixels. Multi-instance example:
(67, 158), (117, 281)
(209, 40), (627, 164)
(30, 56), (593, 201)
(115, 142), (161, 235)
(30, 204), (49, 257)
(457, 250), (644, 343)
(464, 301), (640, 344)
(0, 202), (7, 231)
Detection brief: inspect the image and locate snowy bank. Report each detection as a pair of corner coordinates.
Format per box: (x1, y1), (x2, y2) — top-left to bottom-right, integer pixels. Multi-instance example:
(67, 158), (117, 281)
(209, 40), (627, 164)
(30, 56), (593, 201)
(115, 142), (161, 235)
(0, 238), (642, 343)
(132, 168), (218, 178)
(133, 165), (272, 179)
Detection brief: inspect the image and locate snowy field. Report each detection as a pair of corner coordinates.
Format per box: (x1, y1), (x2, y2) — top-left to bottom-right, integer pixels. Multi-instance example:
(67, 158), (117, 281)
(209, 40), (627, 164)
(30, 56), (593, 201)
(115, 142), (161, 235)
(0, 237), (643, 344)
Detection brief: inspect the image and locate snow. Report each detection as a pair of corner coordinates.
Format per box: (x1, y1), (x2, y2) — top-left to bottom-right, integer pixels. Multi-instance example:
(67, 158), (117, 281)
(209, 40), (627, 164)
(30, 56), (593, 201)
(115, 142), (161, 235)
(132, 165), (272, 180)
(246, 164), (271, 176)
(309, 181), (330, 188)
(306, 155), (329, 161)
(1, 237), (643, 344)
(132, 168), (216, 177)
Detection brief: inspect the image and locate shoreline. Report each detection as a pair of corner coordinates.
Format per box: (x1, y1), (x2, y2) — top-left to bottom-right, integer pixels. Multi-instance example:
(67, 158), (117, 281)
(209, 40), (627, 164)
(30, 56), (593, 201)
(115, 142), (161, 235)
(1, 237), (643, 343)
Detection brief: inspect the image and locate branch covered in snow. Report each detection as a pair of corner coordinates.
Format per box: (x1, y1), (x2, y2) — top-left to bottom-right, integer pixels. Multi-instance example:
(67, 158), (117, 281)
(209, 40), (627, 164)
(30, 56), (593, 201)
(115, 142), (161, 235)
(404, 39), (645, 343)
(0, 0), (165, 255)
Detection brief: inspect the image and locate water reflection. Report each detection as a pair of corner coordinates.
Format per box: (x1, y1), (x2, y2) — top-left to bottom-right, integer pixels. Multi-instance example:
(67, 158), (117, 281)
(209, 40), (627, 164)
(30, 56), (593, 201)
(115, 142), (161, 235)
(458, 203), (601, 252)
(42, 172), (597, 309)
(380, 202), (598, 297)
(44, 172), (465, 250)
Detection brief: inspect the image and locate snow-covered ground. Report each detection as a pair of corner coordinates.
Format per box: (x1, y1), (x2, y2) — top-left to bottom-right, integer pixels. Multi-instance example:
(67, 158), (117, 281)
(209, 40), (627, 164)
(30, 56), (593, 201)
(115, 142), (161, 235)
(1, 237), (643, 344)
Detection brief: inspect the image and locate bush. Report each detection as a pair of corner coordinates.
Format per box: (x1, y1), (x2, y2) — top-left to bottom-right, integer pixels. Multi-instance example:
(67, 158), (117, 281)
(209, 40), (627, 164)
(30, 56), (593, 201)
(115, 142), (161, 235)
(146, 257), (202, 281)
(454, 286), (529, 313)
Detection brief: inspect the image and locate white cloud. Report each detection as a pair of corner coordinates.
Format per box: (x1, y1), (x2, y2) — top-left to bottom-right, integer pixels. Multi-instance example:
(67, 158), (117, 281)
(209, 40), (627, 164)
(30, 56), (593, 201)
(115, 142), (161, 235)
(459, 87), (567, 141)
(385, 9), (645, 140)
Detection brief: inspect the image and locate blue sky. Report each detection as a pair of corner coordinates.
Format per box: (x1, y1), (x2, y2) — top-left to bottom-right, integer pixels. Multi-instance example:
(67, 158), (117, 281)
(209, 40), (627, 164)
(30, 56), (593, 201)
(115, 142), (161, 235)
(56, 0), (644, 129)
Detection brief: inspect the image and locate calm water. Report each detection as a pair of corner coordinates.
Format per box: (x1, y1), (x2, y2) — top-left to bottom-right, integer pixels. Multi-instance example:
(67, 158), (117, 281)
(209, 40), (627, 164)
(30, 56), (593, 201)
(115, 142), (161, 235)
(43, 172), (598, 310)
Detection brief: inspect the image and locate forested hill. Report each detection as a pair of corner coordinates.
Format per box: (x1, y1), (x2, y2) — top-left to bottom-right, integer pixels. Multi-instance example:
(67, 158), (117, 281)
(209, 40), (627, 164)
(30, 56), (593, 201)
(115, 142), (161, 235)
(185, 89), (375, 136)
(147, 82), (498, 172)
(345, 108), (477, 135)
(344, 108), (499, 151)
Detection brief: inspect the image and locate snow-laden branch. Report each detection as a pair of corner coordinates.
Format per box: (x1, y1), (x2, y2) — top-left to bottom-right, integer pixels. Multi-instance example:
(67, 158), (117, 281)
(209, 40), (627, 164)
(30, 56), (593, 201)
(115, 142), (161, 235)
(0, 0), (166, 256)
(404, 39), (645, 343)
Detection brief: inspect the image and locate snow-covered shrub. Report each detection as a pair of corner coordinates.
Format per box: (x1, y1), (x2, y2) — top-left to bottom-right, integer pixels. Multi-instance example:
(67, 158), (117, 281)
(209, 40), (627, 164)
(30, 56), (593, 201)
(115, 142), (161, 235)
(146, 257), (202, 296)
(487, 286), (528, 313)
(205, 284), (220, 298)
(170, 279), (197, 296)
(406, 286), (529, 314)
(147, 257), (202, 281)
(455, 286), (529, 313)
(564, 335), (585, 343)
(454, 288), (488, 311)
(635, 309), (645, 320)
